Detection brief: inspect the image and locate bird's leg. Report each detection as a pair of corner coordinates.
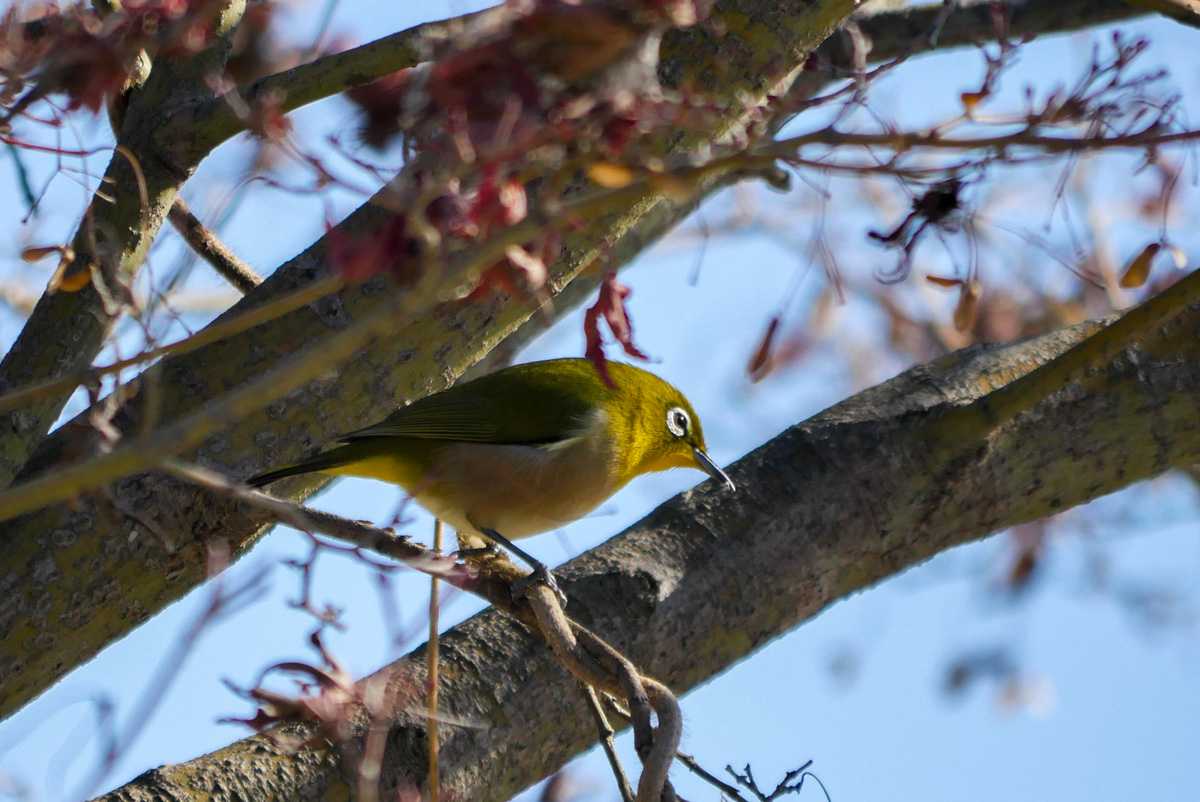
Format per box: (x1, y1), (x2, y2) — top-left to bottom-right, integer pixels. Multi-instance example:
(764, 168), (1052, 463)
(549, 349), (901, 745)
(479, 527), (567, 607)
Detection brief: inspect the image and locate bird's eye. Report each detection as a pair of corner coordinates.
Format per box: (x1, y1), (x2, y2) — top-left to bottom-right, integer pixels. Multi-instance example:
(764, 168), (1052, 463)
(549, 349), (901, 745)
(666, 406), (690, 437)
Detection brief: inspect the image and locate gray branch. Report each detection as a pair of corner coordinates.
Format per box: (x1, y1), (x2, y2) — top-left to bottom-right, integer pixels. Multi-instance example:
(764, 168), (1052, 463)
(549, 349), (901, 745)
(96, 303), (1200, 802)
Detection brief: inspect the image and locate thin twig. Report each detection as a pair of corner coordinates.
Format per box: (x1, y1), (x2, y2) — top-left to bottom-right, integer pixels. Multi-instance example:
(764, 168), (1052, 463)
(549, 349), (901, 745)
(159, 460), (457, 578)
(0, 273), (343, 416)
(524, 585), (682, 802)
(168, 197), (263, 293)
(584, 686), (635, 802)
(427, 518), (443, 802)
(675, 751), (748, 801)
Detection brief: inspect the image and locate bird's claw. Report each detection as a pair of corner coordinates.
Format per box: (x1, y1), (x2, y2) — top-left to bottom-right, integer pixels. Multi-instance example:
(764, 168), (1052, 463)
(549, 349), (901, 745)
(513, 564), (568, 608)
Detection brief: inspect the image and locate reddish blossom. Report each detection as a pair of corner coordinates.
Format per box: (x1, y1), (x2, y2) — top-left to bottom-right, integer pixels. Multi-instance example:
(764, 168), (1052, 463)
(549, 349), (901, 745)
(584, 271), (649, 386)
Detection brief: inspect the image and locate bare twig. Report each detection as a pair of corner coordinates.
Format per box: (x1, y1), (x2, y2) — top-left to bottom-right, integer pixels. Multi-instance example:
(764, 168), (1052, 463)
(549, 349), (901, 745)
(427, 518), (444, 802)
(524, 585), (682, 802)
(160, 460), (458, 579)
(0, 274), (342, 416)
(168, 197), (263, 293)
(725, 761), (832, 802)
(584, 687), (636, 802)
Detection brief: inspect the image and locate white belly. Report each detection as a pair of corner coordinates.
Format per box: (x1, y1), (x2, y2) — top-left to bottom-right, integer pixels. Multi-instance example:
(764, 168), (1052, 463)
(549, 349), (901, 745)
(415, 428), (619, 540)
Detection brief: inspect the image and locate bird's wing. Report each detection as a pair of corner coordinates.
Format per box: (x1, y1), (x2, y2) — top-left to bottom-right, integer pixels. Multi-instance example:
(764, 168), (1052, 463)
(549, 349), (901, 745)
(340, 360), (607, 446)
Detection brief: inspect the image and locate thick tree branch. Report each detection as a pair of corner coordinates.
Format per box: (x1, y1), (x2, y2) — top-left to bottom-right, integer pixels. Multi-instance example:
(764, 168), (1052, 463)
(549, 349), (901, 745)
(1125, 0), (1200, 28)
(0, 0), (248, 487)
(0, 0), (861, 723)
(859, 0), (1144, 62)
(0, 0), (1152, 722)
(96, 300), (1200, 802)
(198, 7), (502, 151)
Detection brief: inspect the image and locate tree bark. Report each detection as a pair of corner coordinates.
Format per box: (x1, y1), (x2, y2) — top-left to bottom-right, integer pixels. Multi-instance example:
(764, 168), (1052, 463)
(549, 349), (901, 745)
(0, 0), (1155, 729)
(0, 0), (861, 723)
(0, 0), (248, 487)
(97, 301), (1200, 802)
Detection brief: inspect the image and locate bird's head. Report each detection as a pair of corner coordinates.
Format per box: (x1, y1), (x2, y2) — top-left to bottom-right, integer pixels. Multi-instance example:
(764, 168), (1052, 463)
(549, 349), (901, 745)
(603, 363), (735, 492)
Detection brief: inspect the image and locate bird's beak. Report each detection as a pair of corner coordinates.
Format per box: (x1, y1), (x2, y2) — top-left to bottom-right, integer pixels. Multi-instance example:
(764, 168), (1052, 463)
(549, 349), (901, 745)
(693, 448), (735, 492)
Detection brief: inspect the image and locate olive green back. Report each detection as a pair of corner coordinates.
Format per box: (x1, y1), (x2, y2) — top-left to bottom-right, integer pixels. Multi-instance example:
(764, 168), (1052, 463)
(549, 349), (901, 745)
(342, 358), (643, 446)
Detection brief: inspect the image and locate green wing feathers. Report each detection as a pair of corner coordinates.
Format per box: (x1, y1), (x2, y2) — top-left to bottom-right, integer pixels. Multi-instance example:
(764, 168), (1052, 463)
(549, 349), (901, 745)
(340, 359), (611, 446)
(248, 359), (620, 486)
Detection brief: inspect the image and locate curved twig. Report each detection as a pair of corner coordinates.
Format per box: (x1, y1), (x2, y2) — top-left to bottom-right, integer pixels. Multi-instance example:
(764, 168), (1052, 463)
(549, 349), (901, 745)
(525, 585), (681, 802)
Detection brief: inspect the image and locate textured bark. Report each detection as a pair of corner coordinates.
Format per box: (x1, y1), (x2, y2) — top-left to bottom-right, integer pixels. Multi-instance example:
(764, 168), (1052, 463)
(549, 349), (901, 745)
(1126, 0), (1200, 28)
(0, 0), (247, 487)
(97, 302), (1200, 802)
(0, 0), (860, 723)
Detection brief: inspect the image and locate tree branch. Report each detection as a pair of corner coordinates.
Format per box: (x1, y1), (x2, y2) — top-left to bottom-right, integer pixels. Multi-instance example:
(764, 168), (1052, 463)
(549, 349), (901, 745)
(197, 6), (503, 151)
(0, 0), (862, 724)
(0, 0), (248, 487)
(1125, 0), (1200, 28)
(168, 198), (263, 293)
(860, 0), (1146, 62)
(95, 300), (1200, 801)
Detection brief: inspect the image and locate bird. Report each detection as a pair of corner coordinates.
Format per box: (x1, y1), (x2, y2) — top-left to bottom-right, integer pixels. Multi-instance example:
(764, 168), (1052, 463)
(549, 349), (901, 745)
(248, 357), (734, 598)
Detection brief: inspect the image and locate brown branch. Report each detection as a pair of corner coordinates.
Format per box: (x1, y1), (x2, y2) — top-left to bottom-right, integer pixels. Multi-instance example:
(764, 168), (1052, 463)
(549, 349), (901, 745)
(171, 459), (675, 802)
(159, 459), (455, 573)
(585, 687), (636, 802)
(525, 585), (681, 802)
(198, 6), (503, 151)
(1125, 0), (1200, 28)
(0, 0), (249, 487)
(94, 300), (1200, 802)
(860, 0), (1147, 63)
(167, 197), (263, 293)
(426, 518), (443, 802)
(0, 0), (1144, 724)
(772, 125), (1200, 157)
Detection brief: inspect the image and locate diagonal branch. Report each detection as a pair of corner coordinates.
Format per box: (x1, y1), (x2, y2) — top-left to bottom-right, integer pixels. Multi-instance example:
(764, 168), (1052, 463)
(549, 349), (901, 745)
(0, 0), (861, 722)
(197, 6), (503, 151)
(95, 298), (1200, 802)
(168, 198), (263, 293)
(1125, 0), (1200, 28)
(0, 0), (1150, 725)
(196, 0), (1152, 152)
(0, 0), (249, 488)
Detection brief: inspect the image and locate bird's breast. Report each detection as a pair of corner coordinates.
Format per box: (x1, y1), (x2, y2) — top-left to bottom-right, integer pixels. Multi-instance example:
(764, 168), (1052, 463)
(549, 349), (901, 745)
(416, 429), (618, 539)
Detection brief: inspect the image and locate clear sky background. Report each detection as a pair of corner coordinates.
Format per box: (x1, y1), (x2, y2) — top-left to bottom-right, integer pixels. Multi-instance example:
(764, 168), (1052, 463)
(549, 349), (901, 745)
(0, 3), (1198, 801)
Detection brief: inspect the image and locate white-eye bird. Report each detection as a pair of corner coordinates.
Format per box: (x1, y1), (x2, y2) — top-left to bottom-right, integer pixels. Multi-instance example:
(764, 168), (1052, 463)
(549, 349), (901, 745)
(249, 358), (734, 596)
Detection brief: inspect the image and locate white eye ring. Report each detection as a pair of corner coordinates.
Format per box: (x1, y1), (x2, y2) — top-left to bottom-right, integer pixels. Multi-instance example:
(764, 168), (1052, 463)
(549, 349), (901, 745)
(666, 406), (690, 437)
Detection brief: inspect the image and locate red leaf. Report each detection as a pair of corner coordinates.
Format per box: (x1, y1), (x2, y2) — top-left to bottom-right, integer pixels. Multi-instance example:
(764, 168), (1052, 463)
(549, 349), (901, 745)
(583, 272), (648, 387)
(747, 315), (780, 382)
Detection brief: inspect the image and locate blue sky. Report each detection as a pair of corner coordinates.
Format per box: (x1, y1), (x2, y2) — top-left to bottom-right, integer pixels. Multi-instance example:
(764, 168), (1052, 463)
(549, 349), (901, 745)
(0, 3), (1197, 801)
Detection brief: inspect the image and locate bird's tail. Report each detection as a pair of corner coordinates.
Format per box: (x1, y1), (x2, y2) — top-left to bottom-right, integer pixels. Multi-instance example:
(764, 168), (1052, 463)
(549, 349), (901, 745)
(246, 448), (356, 487)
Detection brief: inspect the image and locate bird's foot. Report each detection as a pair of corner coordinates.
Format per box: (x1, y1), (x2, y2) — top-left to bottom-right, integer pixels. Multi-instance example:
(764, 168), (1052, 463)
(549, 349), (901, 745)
(512, 563), (568, 608)
(454, 543), (501, 560)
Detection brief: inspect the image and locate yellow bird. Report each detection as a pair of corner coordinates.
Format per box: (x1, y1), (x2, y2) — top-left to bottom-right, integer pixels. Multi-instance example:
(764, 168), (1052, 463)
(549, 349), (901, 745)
(249, 358), (734, 596)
